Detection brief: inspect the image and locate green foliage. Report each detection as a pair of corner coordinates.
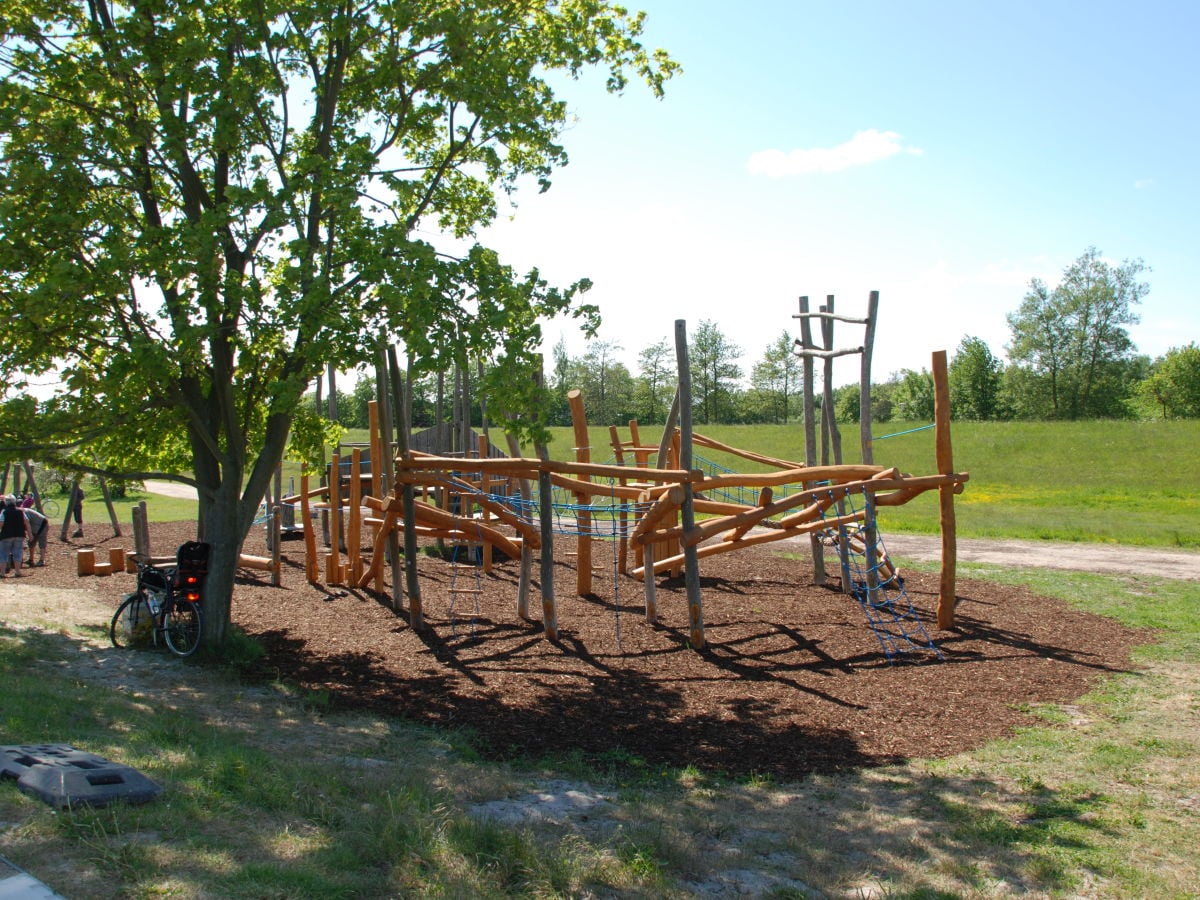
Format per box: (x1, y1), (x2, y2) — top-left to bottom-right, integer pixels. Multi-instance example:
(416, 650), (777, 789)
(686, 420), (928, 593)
(834, 383), (860, 424)
(949, 335), (1003, 420)
(748, 332), (801, 424)
(573, 339), (636, 426)
(0, 0), (677, 645)
(634, 339), (676, 425)
(887, 369), (936, 421)
(1134, 343), (1200, 419)
(1005, 247), (1149, 419)
(689, 319), (743, 425)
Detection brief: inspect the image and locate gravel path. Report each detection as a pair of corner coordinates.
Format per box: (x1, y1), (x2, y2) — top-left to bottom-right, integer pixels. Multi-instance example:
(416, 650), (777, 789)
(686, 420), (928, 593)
(882, 533), (1200, 581)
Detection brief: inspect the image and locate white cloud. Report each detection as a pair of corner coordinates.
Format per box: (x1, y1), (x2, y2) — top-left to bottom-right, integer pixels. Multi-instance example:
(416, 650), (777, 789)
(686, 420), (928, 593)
(747, 129), (923, 177)
(1134, 178), (1155, 190)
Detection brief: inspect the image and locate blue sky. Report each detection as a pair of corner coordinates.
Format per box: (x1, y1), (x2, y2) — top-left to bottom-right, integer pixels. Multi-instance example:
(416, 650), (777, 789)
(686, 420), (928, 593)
(474, 0), (1199, 386)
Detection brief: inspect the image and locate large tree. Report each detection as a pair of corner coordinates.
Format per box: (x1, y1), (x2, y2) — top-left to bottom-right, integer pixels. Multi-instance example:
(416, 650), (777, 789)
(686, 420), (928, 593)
(948, 335), (1003, 420)
(0, 0), (676, 649)
(748, 331), (800, 424)
(575, 339), (634, 425)
(633, 338), (674, 424)
(689, 319), (742, 425)
(1006, 247), (1149, 419)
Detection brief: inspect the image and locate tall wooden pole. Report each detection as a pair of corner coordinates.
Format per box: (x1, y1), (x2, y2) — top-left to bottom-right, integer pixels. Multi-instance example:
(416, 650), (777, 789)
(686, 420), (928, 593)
(932, 350), (958, 629)
(860, 291), (878, 466)
(533, 364), (558, 639)
(504, 430), (533, 620)
(820, 295), (842, 466)
(388, 344), (423, 629)
(795, 296), (826, 585)
(375, 350), (401, 603)
(566, 390), (593, 595)
(674, 320), (705, 650)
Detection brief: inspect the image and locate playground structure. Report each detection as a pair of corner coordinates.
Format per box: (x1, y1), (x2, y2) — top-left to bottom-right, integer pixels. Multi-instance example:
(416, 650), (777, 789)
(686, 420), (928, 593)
(263, 308), (969, 660)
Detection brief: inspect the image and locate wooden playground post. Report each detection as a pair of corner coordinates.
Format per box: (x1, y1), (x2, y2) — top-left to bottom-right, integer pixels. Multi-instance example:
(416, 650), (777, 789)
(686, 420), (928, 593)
(674, 319), (705, 650)
(477, 434), (494, 574)
(348, 448), (363, 585)
(818, 296), (855, 593)
(326, 452), (343, 583)
(387, 344), (423, 628)
(932, 350), (958, 629)
(795, 296), (826, 585)
(368, 400), (383, 501)
(93, 477), (122, 537)
(132, 501), (151, 562)
(300, 469), (319, 583)
(271, 506), (282, 587)
(860, 291), (879, 465)
(623, 418), (644, 571)
(504, 430), (533, 620)
(21, 461), (44, 518)
(536, 451), (559, 640)
(374, 350), (400, 603)
(820, 295), (843, 467)
(566, 389), (593, 595)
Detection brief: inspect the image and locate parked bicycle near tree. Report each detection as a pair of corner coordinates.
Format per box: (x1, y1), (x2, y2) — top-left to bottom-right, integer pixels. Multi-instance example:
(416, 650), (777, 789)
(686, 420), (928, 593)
(110, 541), (210, 658)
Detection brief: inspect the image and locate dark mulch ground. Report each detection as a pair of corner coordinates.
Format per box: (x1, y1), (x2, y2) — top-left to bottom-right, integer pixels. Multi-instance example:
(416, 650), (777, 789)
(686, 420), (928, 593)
(39, 521), (1150, 780)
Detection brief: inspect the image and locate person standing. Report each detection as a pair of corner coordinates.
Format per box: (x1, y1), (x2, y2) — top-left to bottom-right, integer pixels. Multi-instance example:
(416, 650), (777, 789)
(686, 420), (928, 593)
(1, 495), (32, 577)
(23, 506), (48, 567)
(69, 482), (85, 538)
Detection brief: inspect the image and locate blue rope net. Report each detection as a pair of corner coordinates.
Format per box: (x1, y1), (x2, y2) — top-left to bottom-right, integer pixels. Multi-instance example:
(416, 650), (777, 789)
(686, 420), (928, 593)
(442, 466), (655, 540)
(691, 453), (809, 511)
(816, 485), (942, 663)
(444, 467), (641, 649)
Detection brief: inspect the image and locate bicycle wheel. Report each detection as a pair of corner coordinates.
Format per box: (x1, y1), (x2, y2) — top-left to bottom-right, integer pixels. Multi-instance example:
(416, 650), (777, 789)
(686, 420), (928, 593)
(110, 593), (155, 649)
(41, 498), (60, 519)
(162, 600), (203, 657)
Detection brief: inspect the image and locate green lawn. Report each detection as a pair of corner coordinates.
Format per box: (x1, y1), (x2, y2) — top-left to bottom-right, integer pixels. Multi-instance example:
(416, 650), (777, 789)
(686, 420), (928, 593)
(65, 420), (1199, 549)
(542, 420), (1200, 549)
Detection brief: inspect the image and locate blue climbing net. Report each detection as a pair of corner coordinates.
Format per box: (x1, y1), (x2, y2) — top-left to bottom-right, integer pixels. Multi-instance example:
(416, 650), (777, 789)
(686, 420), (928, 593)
(815, 484), (942, 663)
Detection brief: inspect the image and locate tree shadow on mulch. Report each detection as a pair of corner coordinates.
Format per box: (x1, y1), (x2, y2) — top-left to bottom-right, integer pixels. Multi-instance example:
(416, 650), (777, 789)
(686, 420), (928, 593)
(41, 521), (1148, 780)
(227, 534), (1148, 781)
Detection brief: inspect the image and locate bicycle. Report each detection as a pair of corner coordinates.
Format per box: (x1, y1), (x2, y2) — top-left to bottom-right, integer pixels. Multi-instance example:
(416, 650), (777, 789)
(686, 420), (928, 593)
(39, 497), (60, 519)
(110, 541), (209, 658)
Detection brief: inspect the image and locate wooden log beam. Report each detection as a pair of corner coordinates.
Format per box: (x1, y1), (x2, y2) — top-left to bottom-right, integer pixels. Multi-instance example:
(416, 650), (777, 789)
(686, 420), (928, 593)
(628, 485), (684, 546)
(691, 432), (807, 470)
(393, 473), (542, 548)
(933, 349), (958, 629)
(397, 454), (699, 484)
(726, 487), (773, 542)
(695, 464), (885, 492)
(632, 510), (867, 578)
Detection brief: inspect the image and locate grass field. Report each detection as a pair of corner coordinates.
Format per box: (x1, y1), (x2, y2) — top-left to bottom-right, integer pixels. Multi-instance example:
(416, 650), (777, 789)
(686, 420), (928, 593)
(48, 419), (1198, 551)
(542, 419), (1200, 549)
(3, 419), (1199, 896)
(2, 564), (1197, 897)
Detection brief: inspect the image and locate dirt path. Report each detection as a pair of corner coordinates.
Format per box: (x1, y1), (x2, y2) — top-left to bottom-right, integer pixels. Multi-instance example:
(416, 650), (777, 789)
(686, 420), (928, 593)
(881, 533), (1200, 581)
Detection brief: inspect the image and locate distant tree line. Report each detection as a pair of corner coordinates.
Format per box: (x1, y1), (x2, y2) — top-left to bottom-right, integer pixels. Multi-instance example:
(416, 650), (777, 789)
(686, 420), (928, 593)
(325, 247), (1200, 430)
